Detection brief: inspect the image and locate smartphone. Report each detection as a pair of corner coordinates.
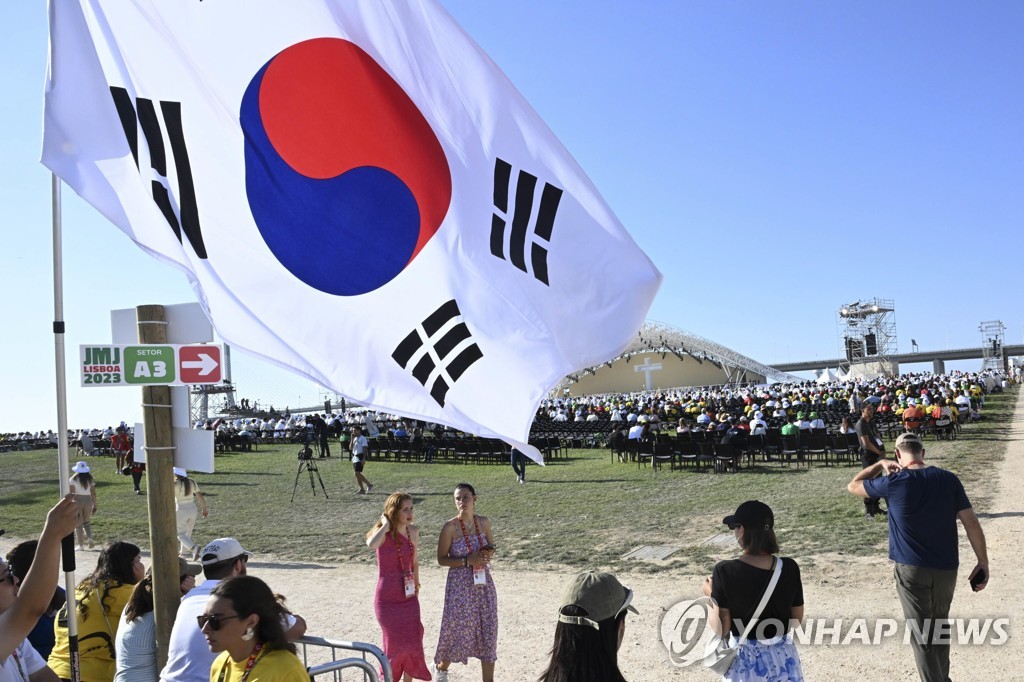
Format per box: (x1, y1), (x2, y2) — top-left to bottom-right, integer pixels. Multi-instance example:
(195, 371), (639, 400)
(970, 568), (987, 591)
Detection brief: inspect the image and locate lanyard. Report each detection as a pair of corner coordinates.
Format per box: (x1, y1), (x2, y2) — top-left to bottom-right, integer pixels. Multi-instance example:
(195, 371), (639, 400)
(456, 515), (483, 558)
(392, 531), (413, 577)
(10, 651), (27, 682)
(217, 642), (266, 682)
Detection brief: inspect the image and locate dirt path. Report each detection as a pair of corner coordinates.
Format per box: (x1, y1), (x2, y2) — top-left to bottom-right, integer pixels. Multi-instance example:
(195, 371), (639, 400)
(5, 392), (1022, 680)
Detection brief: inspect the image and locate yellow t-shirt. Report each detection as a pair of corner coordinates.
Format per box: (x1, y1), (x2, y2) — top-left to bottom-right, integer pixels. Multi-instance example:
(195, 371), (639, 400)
(49, 582), (134, 682)
(210, 648), (309, 682)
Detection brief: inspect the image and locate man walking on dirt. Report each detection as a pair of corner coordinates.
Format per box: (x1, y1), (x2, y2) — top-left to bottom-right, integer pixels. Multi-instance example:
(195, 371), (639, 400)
(847, 432), (989, 682)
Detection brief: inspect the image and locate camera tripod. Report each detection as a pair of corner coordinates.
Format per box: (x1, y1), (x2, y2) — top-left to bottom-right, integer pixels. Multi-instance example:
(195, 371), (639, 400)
(291, 448), (329, 502)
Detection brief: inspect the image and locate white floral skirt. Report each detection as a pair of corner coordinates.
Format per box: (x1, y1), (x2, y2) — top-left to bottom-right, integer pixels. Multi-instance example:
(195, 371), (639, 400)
(722, 634), (804, 681)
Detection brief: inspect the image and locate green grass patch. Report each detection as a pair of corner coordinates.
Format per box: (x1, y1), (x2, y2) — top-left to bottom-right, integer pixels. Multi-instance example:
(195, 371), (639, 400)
(1, 389), (1015, 574)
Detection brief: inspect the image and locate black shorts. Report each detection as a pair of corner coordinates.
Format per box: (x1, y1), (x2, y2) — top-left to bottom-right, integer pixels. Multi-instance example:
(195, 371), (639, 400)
(353, 461), (365, 473)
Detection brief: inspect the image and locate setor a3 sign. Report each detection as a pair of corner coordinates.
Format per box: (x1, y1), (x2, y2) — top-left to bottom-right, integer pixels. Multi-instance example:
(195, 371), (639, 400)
(80, 344), (222, 387)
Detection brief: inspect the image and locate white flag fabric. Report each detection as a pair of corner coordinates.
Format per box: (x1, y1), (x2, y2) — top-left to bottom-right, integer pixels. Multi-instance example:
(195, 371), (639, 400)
(43, 0), (662, 462)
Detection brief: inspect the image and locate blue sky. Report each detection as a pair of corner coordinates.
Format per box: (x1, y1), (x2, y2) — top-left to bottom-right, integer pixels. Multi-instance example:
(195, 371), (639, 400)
(1, 1), (1021, 432)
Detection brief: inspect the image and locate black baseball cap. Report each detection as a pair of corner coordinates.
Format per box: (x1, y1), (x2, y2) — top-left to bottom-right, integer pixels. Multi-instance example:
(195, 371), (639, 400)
(723, 500), (774, 531)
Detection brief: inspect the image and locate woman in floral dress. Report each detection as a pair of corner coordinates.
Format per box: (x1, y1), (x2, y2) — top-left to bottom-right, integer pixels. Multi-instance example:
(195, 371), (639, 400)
(433, 483), (497, 682)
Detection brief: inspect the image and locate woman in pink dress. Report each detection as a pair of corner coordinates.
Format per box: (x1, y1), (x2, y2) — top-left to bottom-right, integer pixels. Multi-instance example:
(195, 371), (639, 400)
(366, 492), (431, 681)
(433, 483), (497, 682)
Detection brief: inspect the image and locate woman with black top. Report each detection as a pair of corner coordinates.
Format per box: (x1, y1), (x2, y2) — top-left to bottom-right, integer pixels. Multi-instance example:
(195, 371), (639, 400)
(703, 500), (804, 680)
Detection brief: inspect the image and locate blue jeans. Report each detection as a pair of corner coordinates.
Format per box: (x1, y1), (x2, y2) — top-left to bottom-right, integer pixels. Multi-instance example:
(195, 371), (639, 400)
(511, 449), (527, 481)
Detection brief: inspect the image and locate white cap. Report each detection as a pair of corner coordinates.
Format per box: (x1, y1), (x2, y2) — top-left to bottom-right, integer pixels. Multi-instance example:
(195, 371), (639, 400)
(199, 537), (253, 566)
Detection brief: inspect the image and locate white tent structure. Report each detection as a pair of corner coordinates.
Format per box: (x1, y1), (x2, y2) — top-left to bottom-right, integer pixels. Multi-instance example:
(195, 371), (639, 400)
(815, 368), (839, 384)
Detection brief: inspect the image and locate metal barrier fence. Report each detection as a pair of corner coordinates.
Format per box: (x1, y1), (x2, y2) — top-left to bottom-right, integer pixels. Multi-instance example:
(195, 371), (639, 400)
(297, 636), (393, 682)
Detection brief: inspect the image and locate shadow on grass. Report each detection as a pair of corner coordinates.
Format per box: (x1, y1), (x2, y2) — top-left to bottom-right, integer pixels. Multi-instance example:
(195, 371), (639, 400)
(527, 479), (631, 484)
(733, 467), (815, 475)
(976, 511), (1024, 519)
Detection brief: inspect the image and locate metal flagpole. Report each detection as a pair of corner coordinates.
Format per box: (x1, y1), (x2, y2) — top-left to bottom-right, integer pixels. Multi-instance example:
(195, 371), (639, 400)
(52, 173), (81, 682)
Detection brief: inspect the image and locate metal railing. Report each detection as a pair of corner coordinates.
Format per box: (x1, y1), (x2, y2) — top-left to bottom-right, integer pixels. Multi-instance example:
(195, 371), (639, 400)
(297, 636), (392, 682)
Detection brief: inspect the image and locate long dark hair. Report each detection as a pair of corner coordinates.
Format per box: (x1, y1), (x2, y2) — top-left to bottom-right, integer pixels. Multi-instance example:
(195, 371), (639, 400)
(77, 541), (141, 618)
(175, 475), (195, 497)
(538, 606), (626, 682)
(124, 576), (154, 622)
(211, 576), (295, 654)
(71, 472), (95, 491)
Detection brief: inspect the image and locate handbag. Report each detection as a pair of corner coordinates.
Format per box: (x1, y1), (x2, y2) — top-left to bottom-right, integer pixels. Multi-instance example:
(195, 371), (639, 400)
(704, 556), (782, 675)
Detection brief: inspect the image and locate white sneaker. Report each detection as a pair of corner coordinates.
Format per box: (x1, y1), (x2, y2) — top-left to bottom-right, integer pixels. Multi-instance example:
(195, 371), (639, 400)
(75, 544), (84, 551)
(434, 665), (449, 682)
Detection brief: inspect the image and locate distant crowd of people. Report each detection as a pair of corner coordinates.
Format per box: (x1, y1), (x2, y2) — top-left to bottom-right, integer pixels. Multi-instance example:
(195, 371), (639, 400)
(536, 369), (1009, 430)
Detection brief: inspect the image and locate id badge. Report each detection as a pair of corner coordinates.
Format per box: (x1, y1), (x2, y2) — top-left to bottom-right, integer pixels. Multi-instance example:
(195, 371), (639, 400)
(404, 574), (416, 598)
(473, 565), (487, 586)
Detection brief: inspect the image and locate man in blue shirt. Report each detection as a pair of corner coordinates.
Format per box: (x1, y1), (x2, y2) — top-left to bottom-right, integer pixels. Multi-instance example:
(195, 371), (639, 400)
(847, 432), (988, 682)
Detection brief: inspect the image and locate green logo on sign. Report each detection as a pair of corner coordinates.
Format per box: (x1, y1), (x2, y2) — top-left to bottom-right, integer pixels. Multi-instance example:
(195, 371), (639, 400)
(124, 345), (176, 385)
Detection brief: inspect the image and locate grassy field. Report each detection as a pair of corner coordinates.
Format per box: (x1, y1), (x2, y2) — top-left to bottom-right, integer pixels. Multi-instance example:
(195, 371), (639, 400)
(1, 389), (1015, 576)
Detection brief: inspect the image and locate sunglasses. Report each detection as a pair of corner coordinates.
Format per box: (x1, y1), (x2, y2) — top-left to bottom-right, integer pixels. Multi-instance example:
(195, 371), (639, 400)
(197, 614), (241, 631)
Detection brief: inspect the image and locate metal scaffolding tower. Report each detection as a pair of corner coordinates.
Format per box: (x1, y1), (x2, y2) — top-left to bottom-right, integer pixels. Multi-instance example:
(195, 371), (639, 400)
(978, 320), (1006, 371)
(189, 345), (237, 424)
(836, 298), (897, 375)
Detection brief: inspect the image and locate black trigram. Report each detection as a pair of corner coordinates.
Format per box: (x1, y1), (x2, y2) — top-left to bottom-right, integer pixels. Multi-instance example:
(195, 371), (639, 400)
(489, 158), (562, 285)
(392, 300), (483, 407)
(109, 86), (206, 259)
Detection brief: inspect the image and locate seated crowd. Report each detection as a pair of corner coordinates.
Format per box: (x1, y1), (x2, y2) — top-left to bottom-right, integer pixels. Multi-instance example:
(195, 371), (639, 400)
(2, 506), (310, 682)
(536, 368), (1005, 439)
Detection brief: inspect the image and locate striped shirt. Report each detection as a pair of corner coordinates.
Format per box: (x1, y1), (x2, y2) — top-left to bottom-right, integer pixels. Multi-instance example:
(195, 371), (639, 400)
(114, 610), (156, 682)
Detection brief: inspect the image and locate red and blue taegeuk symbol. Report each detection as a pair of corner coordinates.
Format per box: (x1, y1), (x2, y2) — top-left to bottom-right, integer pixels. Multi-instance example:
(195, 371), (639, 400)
(240, 38), (452, 296)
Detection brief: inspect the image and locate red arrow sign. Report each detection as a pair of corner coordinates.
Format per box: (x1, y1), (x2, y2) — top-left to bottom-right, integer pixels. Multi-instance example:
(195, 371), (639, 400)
(179, 345), (222, 384)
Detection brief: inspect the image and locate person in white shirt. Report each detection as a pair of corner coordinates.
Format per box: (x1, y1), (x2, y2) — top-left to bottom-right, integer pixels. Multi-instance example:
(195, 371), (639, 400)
(1, 497), (80, 682)
(116, 558), (201, 682)
(159, 539), (305, 682)
(351, 427), (374, 494)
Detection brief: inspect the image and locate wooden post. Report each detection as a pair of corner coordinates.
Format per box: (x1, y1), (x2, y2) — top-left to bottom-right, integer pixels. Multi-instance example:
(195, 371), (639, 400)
(137, 305), (179, 670)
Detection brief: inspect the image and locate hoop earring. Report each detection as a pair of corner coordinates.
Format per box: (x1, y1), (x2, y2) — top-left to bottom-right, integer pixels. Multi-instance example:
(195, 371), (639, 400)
(241, 627), (255, 641)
